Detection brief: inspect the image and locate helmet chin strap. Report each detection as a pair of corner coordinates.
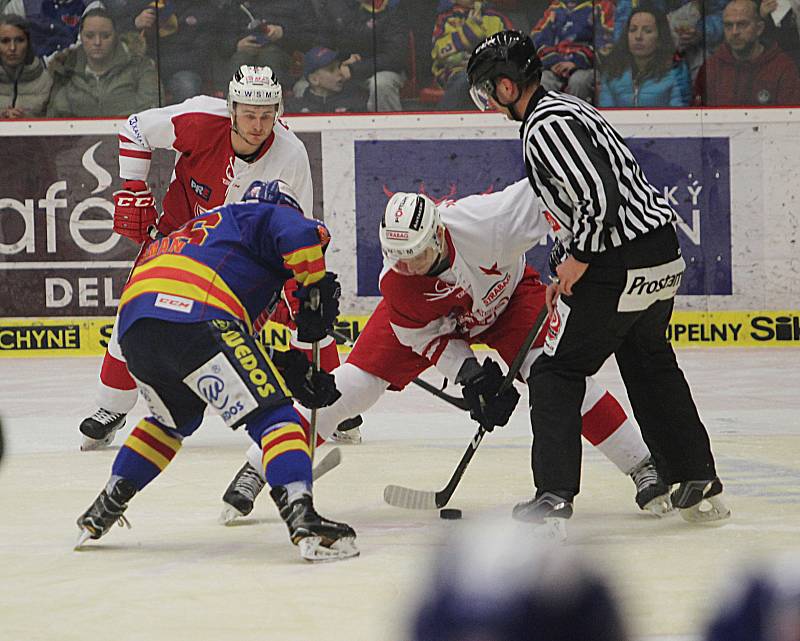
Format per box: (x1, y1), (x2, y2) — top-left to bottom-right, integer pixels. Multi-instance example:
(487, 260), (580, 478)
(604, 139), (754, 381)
(492, 82), (524, 121)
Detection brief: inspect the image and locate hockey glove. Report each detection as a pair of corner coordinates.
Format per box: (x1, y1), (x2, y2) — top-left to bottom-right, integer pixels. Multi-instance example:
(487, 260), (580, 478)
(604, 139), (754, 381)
(293, 272), (341, 343)
(273, 349), (341, 409)
(548, 238), (569, 277)
(113, 180), (158, 243)
(458, 358), (520, 431)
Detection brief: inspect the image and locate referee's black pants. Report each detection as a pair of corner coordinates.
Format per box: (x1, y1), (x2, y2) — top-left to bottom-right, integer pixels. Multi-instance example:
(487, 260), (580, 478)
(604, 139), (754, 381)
(529, 227), (718, 497)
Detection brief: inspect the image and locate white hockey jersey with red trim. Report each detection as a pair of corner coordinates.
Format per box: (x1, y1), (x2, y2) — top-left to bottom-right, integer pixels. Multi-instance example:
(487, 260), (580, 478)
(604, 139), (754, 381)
(118, 95), (313, 232)
(379, 179), (551, 382)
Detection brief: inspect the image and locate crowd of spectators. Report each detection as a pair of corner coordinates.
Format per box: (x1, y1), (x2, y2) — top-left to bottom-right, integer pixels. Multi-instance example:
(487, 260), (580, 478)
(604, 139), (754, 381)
(1, 0), (799, 120)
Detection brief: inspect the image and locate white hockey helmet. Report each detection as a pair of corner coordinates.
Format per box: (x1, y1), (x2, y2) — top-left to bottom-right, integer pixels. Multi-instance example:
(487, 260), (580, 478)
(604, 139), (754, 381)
(380, 193), (444, 275)
(228, 64), (283, 119)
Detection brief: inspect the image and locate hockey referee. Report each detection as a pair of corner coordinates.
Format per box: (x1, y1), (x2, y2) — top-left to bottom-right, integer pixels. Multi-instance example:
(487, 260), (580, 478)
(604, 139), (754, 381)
(467, 31), (730, 535)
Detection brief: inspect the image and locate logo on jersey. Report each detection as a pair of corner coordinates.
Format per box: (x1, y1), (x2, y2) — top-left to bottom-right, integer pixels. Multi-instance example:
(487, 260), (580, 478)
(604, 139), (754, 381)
(223, 156), (236, 186)
(481, 273), (510, 306)
(542, 210), (562, 232)
(479, 262), (502, 276)
(155, 293), (194, 313)
(190, 177), (212, 201)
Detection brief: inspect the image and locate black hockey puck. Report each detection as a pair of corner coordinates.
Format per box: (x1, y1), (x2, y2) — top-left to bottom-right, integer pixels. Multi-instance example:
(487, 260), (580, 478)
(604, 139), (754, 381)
(440, 508), (462, 520)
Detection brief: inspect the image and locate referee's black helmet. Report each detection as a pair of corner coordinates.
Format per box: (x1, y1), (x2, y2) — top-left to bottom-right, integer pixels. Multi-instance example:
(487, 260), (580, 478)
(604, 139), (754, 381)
(467, 30), (541, 110)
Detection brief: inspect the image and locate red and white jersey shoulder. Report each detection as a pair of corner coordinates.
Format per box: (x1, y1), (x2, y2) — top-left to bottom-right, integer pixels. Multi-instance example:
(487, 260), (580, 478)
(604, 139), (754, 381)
(117, 95), (313, 232)
(379, 179), (551, 381)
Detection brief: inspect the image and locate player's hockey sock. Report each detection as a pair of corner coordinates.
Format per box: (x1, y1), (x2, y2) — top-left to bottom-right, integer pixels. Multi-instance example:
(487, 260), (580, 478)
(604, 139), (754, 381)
(581, 391), (650, 474)
(258, 421), (313, 489)
(111, 418), (183, 490)
(100, 349), (137, 391)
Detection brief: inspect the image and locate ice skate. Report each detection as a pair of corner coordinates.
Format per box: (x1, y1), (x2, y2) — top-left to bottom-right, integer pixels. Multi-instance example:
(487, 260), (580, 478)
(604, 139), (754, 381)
(219, 462), (266, 525)
(512, 492), (573, 542)
(75, 478), (137, 549)
(671, 477), (731, 523)
(270, 486), (359, 562)
(79, 409), (126, 451)
(329, 415), (363, 445)
(630, 456), (673, 516)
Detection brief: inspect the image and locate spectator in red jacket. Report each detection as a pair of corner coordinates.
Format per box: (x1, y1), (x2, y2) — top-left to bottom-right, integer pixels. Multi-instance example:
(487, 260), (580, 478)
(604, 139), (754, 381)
(694, 0), (800, 105)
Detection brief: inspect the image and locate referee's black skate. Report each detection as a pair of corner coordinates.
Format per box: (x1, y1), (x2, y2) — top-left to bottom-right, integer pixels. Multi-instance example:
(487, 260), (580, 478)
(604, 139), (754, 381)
(79, 408), (126, 451)
(512, 491), (573, 542)
(630, 457), (673, 516)
(671, 477), (730, 523)
(75, 478), (136, 549)
(219, 462), (266, 525)
(270, 486), (359, 562)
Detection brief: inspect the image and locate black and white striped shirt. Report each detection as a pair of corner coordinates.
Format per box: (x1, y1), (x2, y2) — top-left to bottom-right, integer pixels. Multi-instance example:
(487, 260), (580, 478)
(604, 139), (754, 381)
(521, 87), (676, 263)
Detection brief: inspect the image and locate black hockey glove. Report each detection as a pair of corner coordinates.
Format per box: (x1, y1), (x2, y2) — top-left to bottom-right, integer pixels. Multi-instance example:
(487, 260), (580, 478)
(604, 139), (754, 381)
(293, 272), (341, 343)
(457, 357), (520, 431)
(272, 349), (341, 409)
(548, 238), (569, 277)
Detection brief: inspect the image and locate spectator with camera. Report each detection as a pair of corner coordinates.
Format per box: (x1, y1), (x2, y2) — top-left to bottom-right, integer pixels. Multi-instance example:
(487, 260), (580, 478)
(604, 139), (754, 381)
(47, 6), (158, 116)
(106, 1), (220, 103)
(286, 46), (365, 113)
(694, 0), (800, 105)
(532, 0), (615, 102)
(598, 3), (691, 106)
(216, 1), (313, 90)
(3, 0), (91, 58)
(0, 14), (52, 118)
(311, 0), (408, 112)
(431, 0), (514, 110)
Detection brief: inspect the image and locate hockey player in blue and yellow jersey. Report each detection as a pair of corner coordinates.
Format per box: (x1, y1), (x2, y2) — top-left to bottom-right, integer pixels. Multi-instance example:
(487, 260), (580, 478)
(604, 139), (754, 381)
(75, 180), (359, 562)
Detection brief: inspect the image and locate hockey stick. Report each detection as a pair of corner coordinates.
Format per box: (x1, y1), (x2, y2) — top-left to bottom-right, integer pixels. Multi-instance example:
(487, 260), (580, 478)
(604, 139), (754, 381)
(383, 305), (549, 510)
(311, 446), (341, 481)
(308, 289), (321, 463)
(329, 328), (471, 411)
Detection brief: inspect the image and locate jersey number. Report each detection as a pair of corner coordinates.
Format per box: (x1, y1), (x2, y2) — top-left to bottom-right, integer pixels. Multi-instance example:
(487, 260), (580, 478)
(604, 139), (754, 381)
(173, 211), (222, 246)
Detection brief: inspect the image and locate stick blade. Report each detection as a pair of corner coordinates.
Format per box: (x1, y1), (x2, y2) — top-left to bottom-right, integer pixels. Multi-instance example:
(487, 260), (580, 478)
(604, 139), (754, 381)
(383, 484), (439, 510)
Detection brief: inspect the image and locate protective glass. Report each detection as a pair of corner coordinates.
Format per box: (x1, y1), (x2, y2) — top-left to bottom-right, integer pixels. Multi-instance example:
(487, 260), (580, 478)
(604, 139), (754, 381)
(469, 79), (495, 111)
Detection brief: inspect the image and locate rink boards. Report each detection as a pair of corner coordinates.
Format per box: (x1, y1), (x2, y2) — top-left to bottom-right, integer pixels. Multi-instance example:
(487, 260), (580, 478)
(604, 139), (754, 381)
(2, 109), (799, 356)
(1, 310), (798, 358)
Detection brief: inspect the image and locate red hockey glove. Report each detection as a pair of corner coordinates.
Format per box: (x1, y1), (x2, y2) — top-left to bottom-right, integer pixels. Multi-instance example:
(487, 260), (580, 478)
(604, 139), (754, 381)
(113, 180), (157, 243)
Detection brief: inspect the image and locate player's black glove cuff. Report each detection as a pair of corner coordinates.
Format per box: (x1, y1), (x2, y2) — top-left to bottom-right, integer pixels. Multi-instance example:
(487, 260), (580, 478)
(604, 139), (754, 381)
(458, 358), (520, 431)
(294, 272), (341, 343)
(272, 349), (341, 409)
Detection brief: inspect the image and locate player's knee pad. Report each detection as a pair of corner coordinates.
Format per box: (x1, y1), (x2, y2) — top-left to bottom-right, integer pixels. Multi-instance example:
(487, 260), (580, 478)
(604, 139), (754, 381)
(182, 319), (293, 429)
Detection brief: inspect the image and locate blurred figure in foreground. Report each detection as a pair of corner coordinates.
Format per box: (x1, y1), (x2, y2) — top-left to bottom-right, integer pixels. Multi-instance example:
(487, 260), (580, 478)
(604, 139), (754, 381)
(410, 518), (629, 641)
(705, 552), (800, 641)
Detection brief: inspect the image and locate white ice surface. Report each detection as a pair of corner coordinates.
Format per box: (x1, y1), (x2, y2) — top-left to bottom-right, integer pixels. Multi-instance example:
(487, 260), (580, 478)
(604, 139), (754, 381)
(0, 348), (798, 641)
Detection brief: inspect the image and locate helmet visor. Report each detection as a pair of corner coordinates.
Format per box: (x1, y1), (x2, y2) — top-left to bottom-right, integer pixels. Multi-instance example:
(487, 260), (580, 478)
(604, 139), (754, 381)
(469, 79), (494, 111)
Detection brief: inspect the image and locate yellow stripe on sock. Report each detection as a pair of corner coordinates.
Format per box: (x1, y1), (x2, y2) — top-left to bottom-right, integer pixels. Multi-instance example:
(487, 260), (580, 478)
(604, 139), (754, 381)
(138, 419), (182, 451)
(125, 435), (171, 470)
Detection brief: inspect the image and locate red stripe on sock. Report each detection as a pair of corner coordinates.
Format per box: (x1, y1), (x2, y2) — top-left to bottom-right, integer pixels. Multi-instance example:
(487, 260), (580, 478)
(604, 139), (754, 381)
(263, 430), (307, 453)
(132, 427), (178, 460)
(99, 351), (137, 390)
(581, 392), (627, 445)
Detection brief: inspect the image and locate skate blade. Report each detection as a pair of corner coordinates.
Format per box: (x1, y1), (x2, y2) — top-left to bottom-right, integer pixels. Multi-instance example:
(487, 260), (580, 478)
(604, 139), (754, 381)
(679, 495), (731, 524)
(533, 517), (567, 543)
(298, 536), (360, 562)
(329, 429), (362, 445)
(218, 504), (247, 526)
(80, 434), (114, 452)
(642, 494), (674, 517)
(74, 528), (94, 550)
